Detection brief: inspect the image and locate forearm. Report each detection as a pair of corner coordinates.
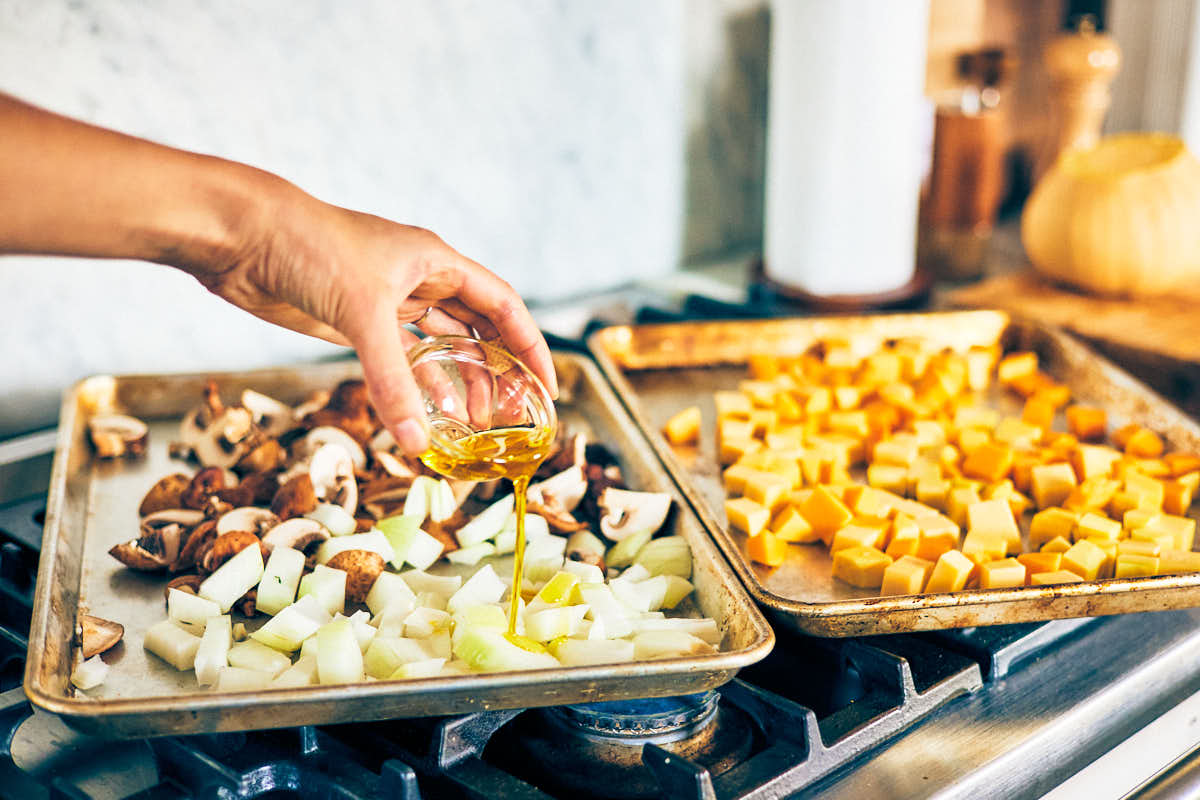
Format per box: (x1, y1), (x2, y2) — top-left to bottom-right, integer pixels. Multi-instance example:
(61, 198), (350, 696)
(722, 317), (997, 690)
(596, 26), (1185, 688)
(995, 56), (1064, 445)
(0, 92), (281, 274)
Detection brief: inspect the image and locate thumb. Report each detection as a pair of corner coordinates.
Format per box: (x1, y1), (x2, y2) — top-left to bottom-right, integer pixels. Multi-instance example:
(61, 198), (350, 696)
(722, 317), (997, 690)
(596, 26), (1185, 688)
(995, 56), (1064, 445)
(345, 305), (429, 455)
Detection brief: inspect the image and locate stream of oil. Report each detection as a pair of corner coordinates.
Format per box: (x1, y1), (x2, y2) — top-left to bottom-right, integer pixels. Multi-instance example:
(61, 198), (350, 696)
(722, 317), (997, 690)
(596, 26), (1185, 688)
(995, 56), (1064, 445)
(421, 424), (554, 636)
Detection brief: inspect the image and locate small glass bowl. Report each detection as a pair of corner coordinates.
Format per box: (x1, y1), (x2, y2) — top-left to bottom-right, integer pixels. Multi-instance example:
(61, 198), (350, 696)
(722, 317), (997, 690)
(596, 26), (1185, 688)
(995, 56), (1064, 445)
(407, 335), (557, 481)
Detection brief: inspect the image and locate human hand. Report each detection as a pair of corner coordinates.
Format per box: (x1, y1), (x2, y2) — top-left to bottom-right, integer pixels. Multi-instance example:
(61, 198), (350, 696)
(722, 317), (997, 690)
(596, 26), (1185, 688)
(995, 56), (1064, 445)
(188, 184), (556, 455)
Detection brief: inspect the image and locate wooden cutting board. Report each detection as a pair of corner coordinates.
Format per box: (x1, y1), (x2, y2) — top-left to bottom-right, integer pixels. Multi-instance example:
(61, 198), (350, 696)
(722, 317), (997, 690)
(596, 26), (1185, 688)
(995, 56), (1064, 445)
(947, 270), (1200, 416)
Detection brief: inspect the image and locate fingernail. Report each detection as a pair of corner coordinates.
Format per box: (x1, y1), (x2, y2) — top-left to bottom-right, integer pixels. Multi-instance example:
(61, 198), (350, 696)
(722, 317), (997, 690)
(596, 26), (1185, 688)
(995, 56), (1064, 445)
(396, 419), (427, 455)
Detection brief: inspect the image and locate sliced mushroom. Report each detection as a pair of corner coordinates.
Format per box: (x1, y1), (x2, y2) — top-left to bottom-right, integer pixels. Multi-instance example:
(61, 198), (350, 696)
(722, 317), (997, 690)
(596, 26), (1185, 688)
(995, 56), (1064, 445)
(543, 432), (588, 476)
(581, 462), (628, 523)
(305, 427), (367, 471)
(529, 466), (587, 512)
(302, 381), (377, 443)
(109, 510), (201, 571)
(241, 389), (295, 438)
(138, 473), (191, 516)
(235, 438), (285, 475)
(326, 549), (385, 604)
(369, 428), (396, 452)
(270, 474), (318, 520)
(293, 390), (330, 421)
(178, 384), (258, 469)
(373, 449), (415, 479)
(174, 519), (217, 572)
(309, 443), (358, 515)
(181, 466), (226, 510)
(203, 530), (264, 572)
(79, 615), (124, 658)
(260, 518), (328, 558)
(566, 530), (607, 572)
(164, 574), (203, 600)
(360, 475), (414, 506)
(527, 500), (589, 533)
(216, 506), (280, 537)
(89, 414), (149, 459)
(598, 488), (672, 542)
(425, 510), (467, 554)
(216, 470), (278, 508)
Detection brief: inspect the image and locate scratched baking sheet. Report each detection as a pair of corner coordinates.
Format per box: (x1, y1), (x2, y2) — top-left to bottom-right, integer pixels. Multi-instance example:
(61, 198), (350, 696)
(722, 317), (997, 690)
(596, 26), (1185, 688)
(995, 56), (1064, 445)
(25, 353), (773, 738)
(590, 311), (1200, 637)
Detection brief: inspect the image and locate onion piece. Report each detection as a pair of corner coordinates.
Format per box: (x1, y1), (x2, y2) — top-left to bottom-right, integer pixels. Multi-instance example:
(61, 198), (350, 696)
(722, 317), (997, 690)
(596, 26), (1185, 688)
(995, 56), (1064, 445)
(549, 638), (635, 667)
(524, 605), (588, 642)
(198, 543), (265, 614)
(167, 588), (222, 629)
(453, 629), (559, 672)
(216, 666), (273, 692)
(403, 606), (452, 639)
(632, 630), (716, 660)
(228, 639), (291, 677)
(390, 657), (446, 679)
(633, 536), (692, 579)
(377, 517), (443, 571)
(249, 604), (320, 653)
(314, 530), (396, 567)
(316, 618), (364, 684)
(445, 541), (495, 566)
(272, 654), (319, 688)
(144, 619), (202, 671)
(455, 494), (515, 548)
(71, 655), (110, 690)
(447, 564), (506, 614)
(306, 503), (357, 537)
(298, 564), (347, 616)
(365, 571), (418, 616)
(194, 615), (232, 687)
(256, 546), (306, 616)
(606, 529), (653, 569)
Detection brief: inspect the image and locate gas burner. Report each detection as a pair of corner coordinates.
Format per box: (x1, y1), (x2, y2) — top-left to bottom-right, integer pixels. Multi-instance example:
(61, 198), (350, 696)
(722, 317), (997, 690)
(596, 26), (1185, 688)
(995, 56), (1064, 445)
(553, 692), (719, 744)
(487, 693), (758, 799)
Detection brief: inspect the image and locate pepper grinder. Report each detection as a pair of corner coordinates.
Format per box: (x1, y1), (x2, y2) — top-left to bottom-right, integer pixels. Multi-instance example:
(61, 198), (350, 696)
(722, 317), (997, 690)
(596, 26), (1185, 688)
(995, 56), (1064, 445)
(1038, 16), (1121, 178)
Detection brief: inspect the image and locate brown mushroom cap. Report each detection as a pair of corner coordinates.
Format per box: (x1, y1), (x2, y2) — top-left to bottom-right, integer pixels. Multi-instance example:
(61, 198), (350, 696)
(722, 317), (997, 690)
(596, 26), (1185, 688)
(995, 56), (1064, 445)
(164, 574), (203, 601)
(203, 530), (264, 572)
(270, 474), (318, 520)
(138, 473), (191, 517)
(174, 519), (217, 572)
(89, 414), (149, 459)
(235, 438), (285, 475)
(181, 467), (227, 510)
(326, 549), (384, 604)
(79, 615), (124, 658)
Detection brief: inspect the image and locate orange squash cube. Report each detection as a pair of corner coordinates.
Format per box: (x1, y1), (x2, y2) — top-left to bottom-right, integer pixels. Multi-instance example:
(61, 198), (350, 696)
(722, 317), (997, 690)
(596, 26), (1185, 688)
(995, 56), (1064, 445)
(1114, 554), (1159, 578)
(1163, 480), (1194, 515)
(1031, 570), (1084, 586)
(880, 555), (935, 596)
(1165, 453), (1200, 477)
(1041, 535), (1073, 553)
(725, 497), (770, 537)
(830, 521), (889, 554)
(1062, 539), (1107, 580)
(1066, 405), (1107, 441)
(978, 558), (1026, 589)
(1159, 549), (1200, 574)
(915, 514), (961, 561)
(714, 390), (753, 420)
(885, 514), (922, 559)
(1033, 383), (1072, 409)
(1112, 423), (1141, 449)
(1125, 427), (1165, 458)
(1029, 507), (1079, 549)
(770, 505), (819, 543)
(967, 498), (1022, 554)
(1018, 552), (1063, 582)
(998, 352), (1038, 384)
(831, 546), (893, 588)
(962, 442), (1014, 483)
(1022, 397), (1055, 431)
(663, 406), (702, 445)
(924, 549), (975, 593)
(1031, 462), (1078, 509)
(746, 531), (788, 567)
(799, 486), (854, 541)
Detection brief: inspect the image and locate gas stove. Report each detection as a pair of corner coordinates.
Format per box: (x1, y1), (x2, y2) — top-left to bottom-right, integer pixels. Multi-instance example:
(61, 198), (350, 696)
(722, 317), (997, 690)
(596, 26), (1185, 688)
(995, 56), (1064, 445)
(4, 284), (1200, 799)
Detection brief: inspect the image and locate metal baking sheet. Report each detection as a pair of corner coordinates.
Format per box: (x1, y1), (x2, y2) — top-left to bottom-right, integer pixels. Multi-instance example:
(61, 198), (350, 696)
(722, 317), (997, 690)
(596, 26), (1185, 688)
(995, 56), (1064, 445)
(589, 310), (1200, 637)
(25, 353), (774, 738)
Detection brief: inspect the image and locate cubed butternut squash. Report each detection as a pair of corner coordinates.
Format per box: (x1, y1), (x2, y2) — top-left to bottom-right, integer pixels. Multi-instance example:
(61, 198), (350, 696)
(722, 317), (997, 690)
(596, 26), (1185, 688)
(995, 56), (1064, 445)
(746, 531), (788, 567)
(1029, 508), (1079, 549)
(880, 555), (934, 596)
(962, 442), (1014, 483)
(924, 549), (975, 593)
(1062, 539), (1107, 580)
(978, 558), (1026, 589)
(1031, 462), (1078, 509)
(1066, 405), (1107, 441)
(1018, 552), (1063, 582)
(663, 406), (702, 445)
(799, 486), (854, 542)
(831, 546), (893, 588)
(1114, 554), (1159, 578)
(1031, 570), (1084, 586)
(725, 497), (770, 537)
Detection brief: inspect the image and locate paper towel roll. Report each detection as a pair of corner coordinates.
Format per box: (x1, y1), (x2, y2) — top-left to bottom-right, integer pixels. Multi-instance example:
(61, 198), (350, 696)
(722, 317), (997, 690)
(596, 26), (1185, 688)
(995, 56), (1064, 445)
(764, 0), (930, 297)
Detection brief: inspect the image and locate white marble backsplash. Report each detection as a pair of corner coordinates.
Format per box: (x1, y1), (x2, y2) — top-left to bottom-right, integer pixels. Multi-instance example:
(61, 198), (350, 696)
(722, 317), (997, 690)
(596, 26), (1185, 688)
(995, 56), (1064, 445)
(0, 0), (767, 436)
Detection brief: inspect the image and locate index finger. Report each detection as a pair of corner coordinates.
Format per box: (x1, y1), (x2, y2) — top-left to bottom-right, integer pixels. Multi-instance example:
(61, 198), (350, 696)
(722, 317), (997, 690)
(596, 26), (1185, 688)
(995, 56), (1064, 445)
(449, 259), (557, 400)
